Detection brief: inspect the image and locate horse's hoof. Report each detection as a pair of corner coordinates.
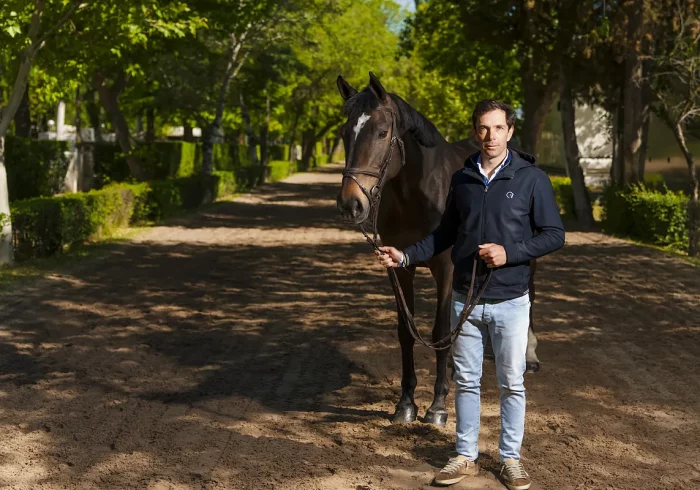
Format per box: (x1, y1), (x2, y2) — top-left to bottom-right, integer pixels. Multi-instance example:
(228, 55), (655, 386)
(392, 404), (418, 424)
(526, 361), (540, 373)
(423, 410), (448, 427)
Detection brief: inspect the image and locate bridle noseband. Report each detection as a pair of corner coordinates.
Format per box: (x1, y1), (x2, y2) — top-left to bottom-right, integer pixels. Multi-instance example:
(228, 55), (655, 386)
(341, 110), (491, 351)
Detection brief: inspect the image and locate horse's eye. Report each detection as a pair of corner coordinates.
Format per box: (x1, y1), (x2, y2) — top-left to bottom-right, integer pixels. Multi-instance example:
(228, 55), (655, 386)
(378, 131), (388, 139)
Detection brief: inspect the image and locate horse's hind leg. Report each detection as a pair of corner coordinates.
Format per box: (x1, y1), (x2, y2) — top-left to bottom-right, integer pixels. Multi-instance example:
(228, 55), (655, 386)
(485, 260), (540, 372)
(424, 253), (452, 427)
(392, 267), (418, 424)
(526, 259), (541, 372)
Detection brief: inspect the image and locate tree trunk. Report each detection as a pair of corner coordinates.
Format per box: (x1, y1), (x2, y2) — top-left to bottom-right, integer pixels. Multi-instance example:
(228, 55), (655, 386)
(146, 107), (155, 143)
(0, 29), (39, 266)
(287, 107), (301, 162)
(0, 137), (13, 266)
(13, 84), (31, 138)
(622, 0), (645, 184)
(560, 79), (594, 227)
(520, 75), (560, 157)
(85, 90), (102, 142)
(201, 126), (216, 175)
(95, 72), (145, 180)
(329, 131), (342, 162)
(301, 130), (315, 170)
(239, 93), (258, 165)
(637, 60), (653, 181)
(671, 122), (699, 256)
(611, 86), (625, 185)
(183, 122), (194, 142)
(260, 89), (271, 172)
(203, 31), (250, 175)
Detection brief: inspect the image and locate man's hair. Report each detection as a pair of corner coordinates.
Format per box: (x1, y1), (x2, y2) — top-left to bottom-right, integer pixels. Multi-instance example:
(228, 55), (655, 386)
(472, 99), (516, 129)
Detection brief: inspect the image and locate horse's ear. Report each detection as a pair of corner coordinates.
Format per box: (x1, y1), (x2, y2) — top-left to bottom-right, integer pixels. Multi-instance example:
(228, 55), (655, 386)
(368, 72), (389, 103)
(337, 76), (358, 101)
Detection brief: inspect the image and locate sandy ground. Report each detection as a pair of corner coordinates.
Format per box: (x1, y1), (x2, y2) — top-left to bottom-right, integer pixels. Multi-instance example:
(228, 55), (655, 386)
(0, 164), (699, 490)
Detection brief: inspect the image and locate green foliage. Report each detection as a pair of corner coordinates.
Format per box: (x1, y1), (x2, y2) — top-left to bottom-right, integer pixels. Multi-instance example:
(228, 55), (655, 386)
(268, 144), (288, 161)
(549, 176), (576, 217)
(10, 183), (151, 261)
(267, 160), (298, 182)
(643, 172), (666, 189)
(601, 184), (690, 250)
(4, 136), (71, 202)
(397, 1), (522, 139)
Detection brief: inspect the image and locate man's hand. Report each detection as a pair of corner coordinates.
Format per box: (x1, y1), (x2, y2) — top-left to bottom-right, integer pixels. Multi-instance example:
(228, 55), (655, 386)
(375, 246), (404, 268)
(478, 243), (507, 268)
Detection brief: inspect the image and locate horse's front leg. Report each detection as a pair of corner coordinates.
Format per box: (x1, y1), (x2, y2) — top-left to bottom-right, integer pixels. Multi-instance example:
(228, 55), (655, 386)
(392, 266), (418, 424)
(424, 252), (453, 427)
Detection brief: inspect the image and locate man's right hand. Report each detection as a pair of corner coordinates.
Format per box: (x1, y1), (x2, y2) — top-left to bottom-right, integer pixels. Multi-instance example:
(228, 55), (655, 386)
(375, 246), (404, 268)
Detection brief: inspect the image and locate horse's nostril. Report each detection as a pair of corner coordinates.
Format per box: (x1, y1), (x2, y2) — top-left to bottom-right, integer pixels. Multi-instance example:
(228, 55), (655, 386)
(350, 199), (363, 218)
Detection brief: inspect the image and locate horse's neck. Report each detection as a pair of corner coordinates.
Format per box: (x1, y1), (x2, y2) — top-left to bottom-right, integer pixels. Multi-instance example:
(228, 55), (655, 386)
(403, 132), (460, 178)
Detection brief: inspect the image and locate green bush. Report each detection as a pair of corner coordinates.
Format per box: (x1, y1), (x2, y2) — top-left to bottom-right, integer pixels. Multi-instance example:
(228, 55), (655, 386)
(267, 160), (298, 182)
(11, 184), (150, 261)
(643, 172), (665, 189)
(601, 183), (689, 249)
(4, 136), (71, 201)
(549, 176), (575, 217)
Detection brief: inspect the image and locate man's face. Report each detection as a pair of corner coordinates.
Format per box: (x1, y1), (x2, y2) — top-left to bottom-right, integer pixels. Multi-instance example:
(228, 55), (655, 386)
(474, 109), (514, 159)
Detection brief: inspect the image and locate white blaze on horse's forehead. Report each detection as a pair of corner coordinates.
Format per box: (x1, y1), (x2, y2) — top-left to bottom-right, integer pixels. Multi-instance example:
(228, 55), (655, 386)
(353, 113), (371, 140)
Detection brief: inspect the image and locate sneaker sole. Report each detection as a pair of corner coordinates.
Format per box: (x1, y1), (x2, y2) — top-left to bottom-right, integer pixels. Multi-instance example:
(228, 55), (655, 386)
(504, 482), (531, 490)
(434, 475), (468, 486)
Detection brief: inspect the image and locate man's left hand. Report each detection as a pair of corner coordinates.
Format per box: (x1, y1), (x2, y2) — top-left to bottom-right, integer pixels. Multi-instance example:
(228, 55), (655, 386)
(478, 243), (507, 268)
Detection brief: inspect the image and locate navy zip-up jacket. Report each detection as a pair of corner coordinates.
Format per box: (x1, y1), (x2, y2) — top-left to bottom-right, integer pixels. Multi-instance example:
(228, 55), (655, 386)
(402, 149), (565, 300)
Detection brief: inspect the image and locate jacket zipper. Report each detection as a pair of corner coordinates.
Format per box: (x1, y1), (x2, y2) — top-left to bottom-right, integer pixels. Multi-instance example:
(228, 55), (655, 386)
(477, 183), (488, 286)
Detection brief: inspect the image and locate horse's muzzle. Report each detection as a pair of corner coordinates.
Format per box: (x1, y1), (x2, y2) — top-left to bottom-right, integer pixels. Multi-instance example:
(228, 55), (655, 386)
(336, 194), (369, 224)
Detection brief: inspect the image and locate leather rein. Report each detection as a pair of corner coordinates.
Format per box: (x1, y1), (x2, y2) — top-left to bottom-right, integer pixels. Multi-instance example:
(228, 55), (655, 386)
(342, 111), (491, 351)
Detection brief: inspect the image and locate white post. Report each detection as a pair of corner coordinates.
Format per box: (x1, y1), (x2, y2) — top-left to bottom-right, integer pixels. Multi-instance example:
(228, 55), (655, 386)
(56, 100), (66, 140)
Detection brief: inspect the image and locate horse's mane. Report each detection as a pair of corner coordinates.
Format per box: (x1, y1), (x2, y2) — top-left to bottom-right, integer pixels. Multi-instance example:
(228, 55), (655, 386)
(342, 88), (442, 148)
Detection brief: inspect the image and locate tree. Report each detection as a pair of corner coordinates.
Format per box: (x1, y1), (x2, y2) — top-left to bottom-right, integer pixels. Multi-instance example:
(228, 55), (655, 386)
(651, 0), (700, 256)
(398, 0), (521, 141)
(418, 0), (565, 157)
(0, 0), (84, 266)
(282, 0), (404, 168)
(41, 1), (205, 180)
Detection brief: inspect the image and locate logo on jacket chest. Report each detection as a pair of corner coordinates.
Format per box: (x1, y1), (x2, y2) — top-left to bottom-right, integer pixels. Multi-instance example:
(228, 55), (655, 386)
(506, 191), (514, 199)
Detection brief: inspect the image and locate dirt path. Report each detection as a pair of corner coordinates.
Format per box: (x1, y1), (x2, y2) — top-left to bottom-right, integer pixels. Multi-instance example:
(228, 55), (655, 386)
(1, 164), (699, 490)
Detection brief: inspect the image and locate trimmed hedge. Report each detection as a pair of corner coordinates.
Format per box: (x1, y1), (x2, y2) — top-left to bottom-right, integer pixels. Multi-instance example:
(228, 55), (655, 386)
(549, 176), (575, 217)
(11, 184), (150, 260)
(9, 165), (264, 262)
(94, 141), (199, 187)
(601, 183), (689, 250)
(267, 160), (298, 182)
(4, 136), (71, 202)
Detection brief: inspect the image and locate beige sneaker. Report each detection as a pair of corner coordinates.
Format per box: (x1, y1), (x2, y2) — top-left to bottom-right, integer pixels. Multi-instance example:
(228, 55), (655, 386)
(500, 458), (531, 490)
(434, 455), (479, 486)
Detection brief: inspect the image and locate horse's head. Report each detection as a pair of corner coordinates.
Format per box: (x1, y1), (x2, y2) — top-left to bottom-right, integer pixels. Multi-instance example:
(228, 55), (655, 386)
(335, 72), (405, 225)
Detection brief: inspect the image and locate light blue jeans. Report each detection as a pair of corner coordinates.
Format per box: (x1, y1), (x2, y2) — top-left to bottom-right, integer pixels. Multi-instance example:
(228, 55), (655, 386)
(451, 290), (530, 462)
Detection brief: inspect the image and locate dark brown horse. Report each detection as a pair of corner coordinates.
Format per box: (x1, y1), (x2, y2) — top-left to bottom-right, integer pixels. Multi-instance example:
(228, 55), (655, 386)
(335, 73), (539, 426)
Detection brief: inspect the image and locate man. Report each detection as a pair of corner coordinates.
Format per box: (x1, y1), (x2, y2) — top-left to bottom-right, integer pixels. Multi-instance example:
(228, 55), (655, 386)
(376, 100), (565, 490)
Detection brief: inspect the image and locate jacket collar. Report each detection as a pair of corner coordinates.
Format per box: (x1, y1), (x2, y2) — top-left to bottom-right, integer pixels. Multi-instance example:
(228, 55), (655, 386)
(464, 147), (536, 181)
